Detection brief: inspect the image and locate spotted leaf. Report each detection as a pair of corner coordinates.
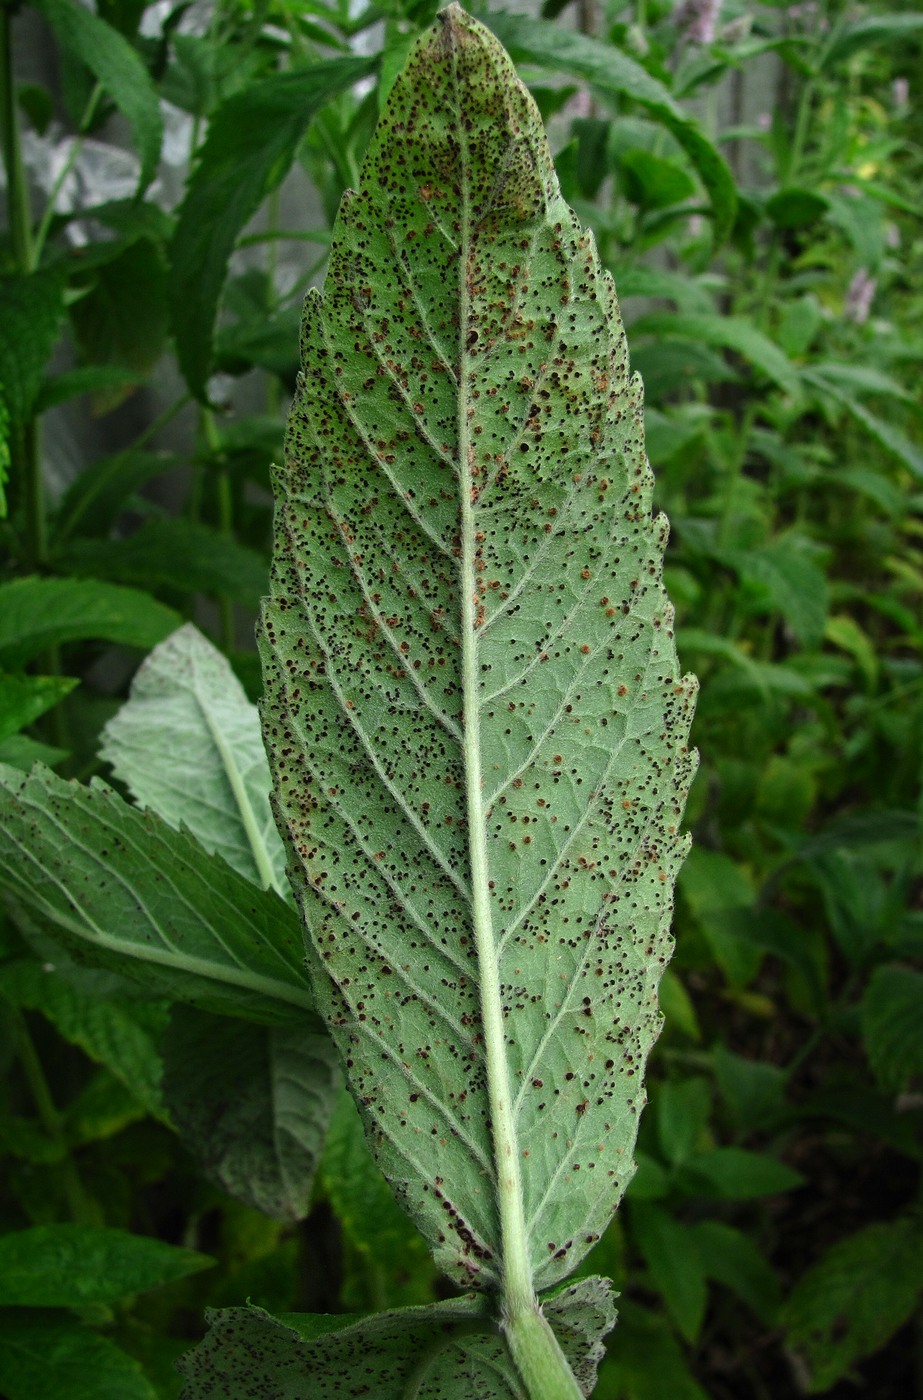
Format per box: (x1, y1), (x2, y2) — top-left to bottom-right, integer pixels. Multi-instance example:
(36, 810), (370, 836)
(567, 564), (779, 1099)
(259, 0), (695, 1332)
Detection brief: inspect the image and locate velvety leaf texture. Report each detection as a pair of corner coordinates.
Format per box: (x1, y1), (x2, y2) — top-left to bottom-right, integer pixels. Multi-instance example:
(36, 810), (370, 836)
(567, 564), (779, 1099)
(178, 1278), (615, 1399)
(259, 3), (695, 1303)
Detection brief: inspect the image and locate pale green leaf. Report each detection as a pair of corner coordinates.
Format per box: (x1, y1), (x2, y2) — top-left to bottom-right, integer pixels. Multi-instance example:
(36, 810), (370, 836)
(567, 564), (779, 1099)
(178, 1280), (615, 1399)
(0, 1224), (212, 1306)
(170, 58), (373, 399)
(259, 1), (694, 1341)
(102, 624), (287, 895)
(0, 1312), (158, 1400)
(161, 1005), (339, 1221)
(0, 576), (181, 668)
(784, 1217), (923, 1391)
(0, 763), (313, 1023)
(32, 0), (162, 193)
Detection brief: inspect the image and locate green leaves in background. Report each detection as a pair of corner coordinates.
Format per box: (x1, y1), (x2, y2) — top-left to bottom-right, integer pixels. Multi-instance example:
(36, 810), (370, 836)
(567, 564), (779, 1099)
(179, 1279), (615, 1400)
(0, 673), (78, 745)
(0, 271), (65, 427)
(485, 12), (737, 243)
(0, 1223), (211, 1306)
(170, 58), (373, 399)
(259, 9), (696, 1326)
(0, 577), (180, 669)
(0, 763), (312, 1023)
(784, 1216), (923, 1391)
(161, 1006), (338, 1221)
(31, 0), (162, 193)
(862, 964), (923, 1093)
(102, 624), (287, 894)
(0, 1312), (159, 1400)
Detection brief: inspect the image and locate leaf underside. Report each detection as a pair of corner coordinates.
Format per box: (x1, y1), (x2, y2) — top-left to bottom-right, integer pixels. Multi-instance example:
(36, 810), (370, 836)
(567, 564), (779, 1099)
(259, 4), (695, 1300)
(178, 1278), (615, 1399)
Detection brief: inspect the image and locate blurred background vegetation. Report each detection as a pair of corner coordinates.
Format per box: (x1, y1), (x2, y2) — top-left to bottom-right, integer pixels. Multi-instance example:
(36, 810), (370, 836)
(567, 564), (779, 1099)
(0, 0), (921, 1394)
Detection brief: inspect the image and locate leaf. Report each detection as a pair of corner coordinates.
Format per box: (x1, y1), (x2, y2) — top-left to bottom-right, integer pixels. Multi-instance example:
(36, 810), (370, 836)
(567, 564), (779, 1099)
(596, 1299), (709, 1400)
(0, 763), (313, 1023)
(170, 57), (373, 400)
(102, 624), (287, 894)
(0, 576), (181, 668)
(629, 1202), (707, 1343)
(31, 0), (162, 193)
(682, 1147), (804, 1199)
(258, 7), (695, 1378)
(161, 1005), (339, 1221)
(0, 957), (168, 1119)
(62, 518), (269, 608)
(0, 1311), (158, 1400)
(178, 1280), (616, 1400)
(829, 395), (923, 481)
(69, 237), (169, 408)
(52, 449), (172, 543)
(629, 313), (801, 398)
(0, 673), (78, 744)
(485, 12), (737, 242)
(0, 1224), (212, 1306)
(721, 535), (828, 648)
(0, 270), (65, 425)
(784, 1217), (923, 1391)
(319, 1090), (437, 1308)
(861, 964), (923, 1093)
(819, 13), (923, 70)
(689, 1220), (781, 1325)
(0, 734), (69, 771)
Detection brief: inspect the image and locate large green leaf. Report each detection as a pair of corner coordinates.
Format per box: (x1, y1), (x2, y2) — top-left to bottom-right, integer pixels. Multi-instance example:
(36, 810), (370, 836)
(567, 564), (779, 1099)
(161, 1005), (339, 1221)
(102, 624), (287, 894)
(0, 763), (312, 1023)
(170, 58), (373, 400)
(258, 6), (694, 1387)
(485, 12), (737, 243)
(0, 1224), (212, 1306)
(178, 1280), (615, 1399)
(32, 0), (163, 193)
(0, 1311), (158, 1400)
(784, 1217), (923, 1392)
(0, 576), (180, 668)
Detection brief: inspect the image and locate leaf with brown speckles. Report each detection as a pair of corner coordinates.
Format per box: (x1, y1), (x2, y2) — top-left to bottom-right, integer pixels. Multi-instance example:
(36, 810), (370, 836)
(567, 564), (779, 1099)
(258, 6), (695, 1391)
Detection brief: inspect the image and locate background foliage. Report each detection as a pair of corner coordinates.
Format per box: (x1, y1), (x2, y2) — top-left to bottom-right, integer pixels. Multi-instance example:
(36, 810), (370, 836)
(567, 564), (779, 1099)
(1, 0), (921, 1394)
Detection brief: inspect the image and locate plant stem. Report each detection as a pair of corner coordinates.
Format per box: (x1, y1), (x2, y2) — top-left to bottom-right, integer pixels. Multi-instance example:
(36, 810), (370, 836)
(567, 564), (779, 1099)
(0, 5), (33, 270)
(31, 81), (104, 267)
(202, 407), (235, 652)
(453, 32), (582, 1398)
(8, 1001), (96, 1224)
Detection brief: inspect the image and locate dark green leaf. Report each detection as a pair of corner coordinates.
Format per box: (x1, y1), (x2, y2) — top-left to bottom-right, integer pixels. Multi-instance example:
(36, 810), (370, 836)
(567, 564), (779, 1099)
(485, 12), (737, 242)
(161, 1005), (338, 1221)
(629, 312), (800, 397)
(69, 238), (169, 407)
(0, 673), (78, 744)
(620, 150), (696, 210)
(597, 1299), (709, 1400)
(0, 763), (314, 1023)
(0, 1311), (158, 1400)
(820, 14), (923, 70)
(0, 576), (181, 668)
(32, 0), (162, 192)
(784, 1217), (923, 1391)
(862, 964), (923, 1093)
(0, 271), (65, 426)
(36, 365), (145, 414)
(765, 187), (829, 230)
(630, 1202), (706, 1342)
(656, 1077), (711, 1167)
(61, 518), (269, 607)
(53, 450), (173, 543)
(690, 1220), (781, 1324)
(683, 1147), (803, 1199)
(0, 957), (167, 1118)
(0, 1224), (211, 1305)
(170, 58), (373, 400)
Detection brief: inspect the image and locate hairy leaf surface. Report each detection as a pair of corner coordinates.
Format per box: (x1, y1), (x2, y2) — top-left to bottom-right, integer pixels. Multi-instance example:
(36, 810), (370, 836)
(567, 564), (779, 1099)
(259, 4), (695, 1304)
(178, 1280), (614, 1399)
